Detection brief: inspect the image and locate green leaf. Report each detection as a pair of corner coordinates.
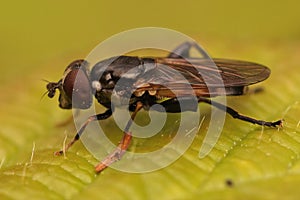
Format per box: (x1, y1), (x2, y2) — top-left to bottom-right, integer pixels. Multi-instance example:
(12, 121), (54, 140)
(1, 40), (300, 200)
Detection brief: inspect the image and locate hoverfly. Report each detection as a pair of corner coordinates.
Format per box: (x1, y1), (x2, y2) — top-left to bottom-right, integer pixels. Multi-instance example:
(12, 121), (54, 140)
(46, 42), (282, 173)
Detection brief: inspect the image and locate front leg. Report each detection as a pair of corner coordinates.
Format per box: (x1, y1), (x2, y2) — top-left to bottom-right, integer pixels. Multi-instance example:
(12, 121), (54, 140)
(55, 109), (112, 155)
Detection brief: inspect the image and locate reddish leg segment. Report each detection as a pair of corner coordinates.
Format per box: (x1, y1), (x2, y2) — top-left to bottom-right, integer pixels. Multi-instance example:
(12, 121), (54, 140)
(95, 132), (132, 172)
(95, 102), (143, 173)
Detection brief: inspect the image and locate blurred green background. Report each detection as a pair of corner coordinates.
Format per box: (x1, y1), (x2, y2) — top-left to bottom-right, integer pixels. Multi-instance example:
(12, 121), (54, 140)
(1, 0), (300, 200)
(1, 0), (299, 83)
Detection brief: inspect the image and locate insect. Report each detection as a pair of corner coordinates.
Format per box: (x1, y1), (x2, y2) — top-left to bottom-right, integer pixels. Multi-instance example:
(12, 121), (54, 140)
(46, 42), (282, 173)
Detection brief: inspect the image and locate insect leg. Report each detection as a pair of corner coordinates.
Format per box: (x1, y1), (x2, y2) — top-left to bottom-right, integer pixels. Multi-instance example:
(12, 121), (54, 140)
(95, 102), (143, 173)
(168, 41), (210, 59)
(198, 97), (282, 127)
(54, 109), (112, 156)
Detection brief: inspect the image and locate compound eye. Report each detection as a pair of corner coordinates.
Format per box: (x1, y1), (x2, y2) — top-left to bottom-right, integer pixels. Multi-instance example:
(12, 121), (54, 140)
(62, 66), (92, 109)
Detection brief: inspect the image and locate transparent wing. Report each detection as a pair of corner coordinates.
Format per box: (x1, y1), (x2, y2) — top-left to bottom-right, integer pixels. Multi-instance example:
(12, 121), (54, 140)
(133, 58), (270, 97)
